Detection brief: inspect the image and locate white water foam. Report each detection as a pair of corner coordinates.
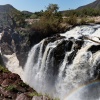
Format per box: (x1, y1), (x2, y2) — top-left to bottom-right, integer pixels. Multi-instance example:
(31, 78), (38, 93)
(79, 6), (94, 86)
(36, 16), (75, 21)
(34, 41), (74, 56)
(2, 24), (100, 100)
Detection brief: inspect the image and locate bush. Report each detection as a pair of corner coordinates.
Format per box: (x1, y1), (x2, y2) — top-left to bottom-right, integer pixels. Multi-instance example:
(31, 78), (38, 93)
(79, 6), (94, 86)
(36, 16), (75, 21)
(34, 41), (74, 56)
(65, 15), (77, 25)
(31, 4), (62, 37)
(0, 65), (9, 73)
(63, 8), (100, 17)
(87, 19), (95, 23)
(5, 85), (18, 92)
(79, 17), (87, 25)
(30, 14), (38, 19)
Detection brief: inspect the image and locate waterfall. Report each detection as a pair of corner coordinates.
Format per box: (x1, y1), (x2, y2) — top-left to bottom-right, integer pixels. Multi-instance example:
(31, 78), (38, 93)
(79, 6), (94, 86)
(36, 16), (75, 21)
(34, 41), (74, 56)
(2, 24), (100, 100)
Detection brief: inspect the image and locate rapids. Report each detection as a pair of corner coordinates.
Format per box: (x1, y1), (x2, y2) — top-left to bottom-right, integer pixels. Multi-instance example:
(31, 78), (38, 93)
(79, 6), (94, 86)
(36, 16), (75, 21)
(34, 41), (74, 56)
(2, 24), (100, 100)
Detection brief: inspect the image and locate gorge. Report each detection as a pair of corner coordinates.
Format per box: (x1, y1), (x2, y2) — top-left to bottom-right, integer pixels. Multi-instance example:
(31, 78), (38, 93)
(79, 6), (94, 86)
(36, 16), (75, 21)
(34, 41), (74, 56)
(1, 24), (100, 100)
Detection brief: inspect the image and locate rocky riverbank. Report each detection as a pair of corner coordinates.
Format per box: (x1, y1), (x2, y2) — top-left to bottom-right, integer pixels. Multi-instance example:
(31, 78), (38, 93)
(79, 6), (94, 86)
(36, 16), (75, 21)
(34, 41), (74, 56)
(0, 65), (51, 100)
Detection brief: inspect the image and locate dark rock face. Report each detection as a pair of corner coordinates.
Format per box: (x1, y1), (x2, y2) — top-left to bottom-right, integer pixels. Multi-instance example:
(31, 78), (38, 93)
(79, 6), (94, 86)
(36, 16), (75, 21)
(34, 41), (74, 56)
(41, 35), (84, 77)
(53, 40), (67, 75)
(0, 53), (4, 66)
(16, 93), (30, 100)
(67, 40), (84, 64)
(88, 45), (100, 54)
(28, 30), (65, 48)
(0, 87), (17, 99)
(1, 43), (14, 55)
(1, 79), (13, 87)
(0, 4), (17, 26)
(0, 30), (30, 67)
(1, 31), (12, 45)
(0, 28), (66, 68)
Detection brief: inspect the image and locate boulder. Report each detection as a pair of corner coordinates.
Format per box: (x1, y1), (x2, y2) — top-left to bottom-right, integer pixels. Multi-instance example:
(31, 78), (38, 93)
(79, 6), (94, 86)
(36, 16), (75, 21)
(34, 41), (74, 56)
(1, 79), (13, 87)
(0, 87), (16, 99)
(16, 93), (30, 100)
(32, 96), (49, 100)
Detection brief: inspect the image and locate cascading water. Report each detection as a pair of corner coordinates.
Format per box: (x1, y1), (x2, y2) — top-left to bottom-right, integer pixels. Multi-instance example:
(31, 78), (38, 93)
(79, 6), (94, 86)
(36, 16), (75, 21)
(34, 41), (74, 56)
(2, 24), (100, 100)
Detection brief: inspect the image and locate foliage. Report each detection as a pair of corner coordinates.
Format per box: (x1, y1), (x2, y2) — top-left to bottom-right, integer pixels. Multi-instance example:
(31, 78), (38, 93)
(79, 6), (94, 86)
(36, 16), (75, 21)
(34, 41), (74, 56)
(11, 10), (26, 27)
(79, 17), (87, 25)
(28, 92), (42, 97)
(28, 92), (60, 100)
(5, 10), (27, 30)
(18, 82), (29, 88)
(31, 4), (62, 36)
(65, 15), (77, 25)
(87, 19), (95, 23)
(5, 85), (18, 92)
(34, 10), (44, 18)
(30, 14), (38, 19)
(63, 8), (100, 17)
(0, 65), (9, 73)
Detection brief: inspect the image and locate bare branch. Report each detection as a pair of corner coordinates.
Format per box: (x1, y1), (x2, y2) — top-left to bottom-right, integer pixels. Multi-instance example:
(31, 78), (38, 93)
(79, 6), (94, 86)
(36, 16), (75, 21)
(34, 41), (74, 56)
(83, 35), (100, 44)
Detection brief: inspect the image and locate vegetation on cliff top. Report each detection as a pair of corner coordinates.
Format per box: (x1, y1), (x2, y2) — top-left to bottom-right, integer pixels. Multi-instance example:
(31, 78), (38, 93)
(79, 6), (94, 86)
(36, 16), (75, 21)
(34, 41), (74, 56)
(31, 4), (63, 36)
(0, 3), (100, 47)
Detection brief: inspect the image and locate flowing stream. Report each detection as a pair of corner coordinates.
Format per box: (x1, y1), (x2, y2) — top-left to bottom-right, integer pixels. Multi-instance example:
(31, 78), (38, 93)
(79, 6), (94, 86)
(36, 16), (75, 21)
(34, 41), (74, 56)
(2, 25), (100, 100)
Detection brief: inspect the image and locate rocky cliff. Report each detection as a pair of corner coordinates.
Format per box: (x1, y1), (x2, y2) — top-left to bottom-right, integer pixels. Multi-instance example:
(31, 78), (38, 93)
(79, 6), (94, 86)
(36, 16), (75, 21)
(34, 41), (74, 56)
(0, 28), (30, 67)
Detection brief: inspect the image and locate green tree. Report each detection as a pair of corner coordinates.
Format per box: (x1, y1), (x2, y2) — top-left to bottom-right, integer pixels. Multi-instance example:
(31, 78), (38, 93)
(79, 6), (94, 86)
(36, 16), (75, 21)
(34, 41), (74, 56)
(7, 10), (26, 31)
(65, 15), (77, 25)
(46, 4), (59, 13)
(31, 4), (62, 36)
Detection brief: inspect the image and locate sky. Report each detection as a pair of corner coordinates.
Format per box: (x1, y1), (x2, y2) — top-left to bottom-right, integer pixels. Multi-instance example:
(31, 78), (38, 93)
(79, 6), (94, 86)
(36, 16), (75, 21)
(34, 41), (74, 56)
(0, 0), (95, 12)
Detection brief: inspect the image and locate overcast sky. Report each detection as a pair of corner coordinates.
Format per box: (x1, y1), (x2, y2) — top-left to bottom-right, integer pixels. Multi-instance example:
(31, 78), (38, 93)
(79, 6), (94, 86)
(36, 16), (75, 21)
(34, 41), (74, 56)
(0, 0), (95, 12)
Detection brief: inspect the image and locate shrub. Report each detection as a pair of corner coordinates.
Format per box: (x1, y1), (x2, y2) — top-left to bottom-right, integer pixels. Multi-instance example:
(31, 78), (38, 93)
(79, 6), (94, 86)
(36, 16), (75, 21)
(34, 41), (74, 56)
(5, 85), (18, 92)
(31, 4), (62, 37)
(30, 14), (38, 19)
(87, 19), (95, 23)
(65, 15), (77, 25)
(79, 17), (87, 25)
(28, 92), (42, 97)
(0, 65), (9, 73)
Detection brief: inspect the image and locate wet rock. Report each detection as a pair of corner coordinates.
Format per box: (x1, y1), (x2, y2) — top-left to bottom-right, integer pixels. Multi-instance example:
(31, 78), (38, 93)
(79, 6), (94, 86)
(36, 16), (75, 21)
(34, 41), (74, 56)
(0, 78), (3, 84)
(32, 96), (49, 100)
(0, 54), (4, 66)
(67, 50), (78, 64)
(0, 74), (3, 79)
(12, 31), (21, 45)
(1, 79), (13, 87)
(42, 34), (65, 55)
(14, 79), (22, 85)
(88, 45), (100, 53)
(16, 52), (28, 67)
(44, 34), (65, 46)
(1, 43), (14, 55)
(9, 73), (20, 80)
(65, 41), (73, 51)
(3, 98), (12, 100)
(0, 30), (30, 68)
(0, 87), (3, 94)
(2, 73), (10, 79)
(53, 40), (67, 75)
(1, 31), (12, 45)
(0, 87), (16, 99)
(16, 93), (30, 100)
(74, 40), (84, 50)
(16, 86), (26, 93)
